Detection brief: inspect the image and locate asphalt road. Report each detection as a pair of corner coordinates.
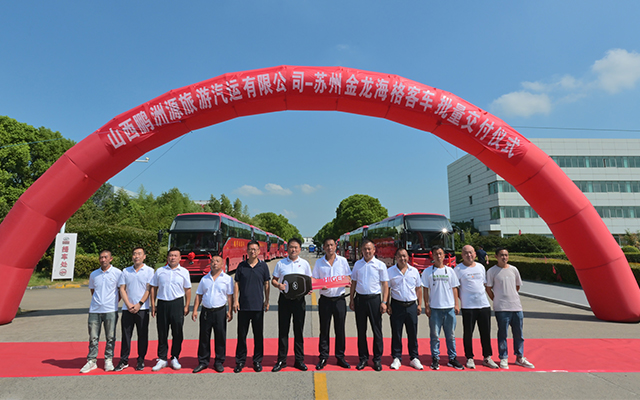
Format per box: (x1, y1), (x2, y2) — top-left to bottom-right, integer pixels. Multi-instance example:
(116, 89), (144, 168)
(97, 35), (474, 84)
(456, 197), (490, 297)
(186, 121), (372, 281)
(2, 252), (640, 400)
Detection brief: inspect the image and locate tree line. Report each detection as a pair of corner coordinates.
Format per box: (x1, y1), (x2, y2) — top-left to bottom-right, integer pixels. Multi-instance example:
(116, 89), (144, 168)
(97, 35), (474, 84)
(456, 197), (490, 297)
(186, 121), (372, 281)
(1, 116), (301, 266)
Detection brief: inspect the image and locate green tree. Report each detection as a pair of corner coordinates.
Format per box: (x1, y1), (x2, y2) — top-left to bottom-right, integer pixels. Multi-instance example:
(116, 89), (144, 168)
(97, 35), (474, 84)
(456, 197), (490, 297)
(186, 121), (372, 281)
(219, 194), (233, 215)
(0, 116), (75, 221)
(313, 220), (338, 246)
(254, 212), (301, 240)
(333, 194), (388, 235)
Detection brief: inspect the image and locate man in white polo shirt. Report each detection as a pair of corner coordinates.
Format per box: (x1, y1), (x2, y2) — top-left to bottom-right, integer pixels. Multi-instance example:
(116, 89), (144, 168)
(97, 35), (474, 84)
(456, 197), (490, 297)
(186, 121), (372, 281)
(150, 247), (192, 372)
(192, 255), (234, 373)
(313, 237), (351, 370)
(271, 238), (312, 372)
(387, 248), (423, 370)
(349, 239), (389, 372)
(454, 245), (498, 369)
(115, 247), (154, 372)
(80, 250), (122, 373)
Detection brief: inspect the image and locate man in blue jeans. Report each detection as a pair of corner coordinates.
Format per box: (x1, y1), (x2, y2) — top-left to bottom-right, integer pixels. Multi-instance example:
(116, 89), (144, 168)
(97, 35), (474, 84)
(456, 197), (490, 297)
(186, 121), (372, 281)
(422, 245), (464, 370)
(486, 247), (535, 369)
(80, 250), (122, 373)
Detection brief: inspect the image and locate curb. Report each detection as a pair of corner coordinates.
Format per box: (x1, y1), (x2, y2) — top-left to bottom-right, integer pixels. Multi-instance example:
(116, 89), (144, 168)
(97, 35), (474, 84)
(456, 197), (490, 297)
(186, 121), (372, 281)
(26, 284), (88, 290)
(519, 291), (591, 312)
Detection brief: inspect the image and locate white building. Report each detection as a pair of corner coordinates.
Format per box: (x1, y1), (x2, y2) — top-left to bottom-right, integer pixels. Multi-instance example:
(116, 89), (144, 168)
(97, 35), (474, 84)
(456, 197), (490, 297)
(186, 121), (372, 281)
(447, 138), (640, 243)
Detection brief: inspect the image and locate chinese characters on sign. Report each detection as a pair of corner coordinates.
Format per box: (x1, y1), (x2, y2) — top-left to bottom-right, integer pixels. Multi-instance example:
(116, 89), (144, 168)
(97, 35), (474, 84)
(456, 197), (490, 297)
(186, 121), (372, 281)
(101, 67), (527, 162)
(52, 233), (77, 281)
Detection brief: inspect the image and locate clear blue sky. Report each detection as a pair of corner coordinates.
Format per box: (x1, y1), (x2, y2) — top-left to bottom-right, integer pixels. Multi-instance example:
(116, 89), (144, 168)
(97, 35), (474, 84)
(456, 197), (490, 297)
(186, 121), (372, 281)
(2, 1), (639, 236)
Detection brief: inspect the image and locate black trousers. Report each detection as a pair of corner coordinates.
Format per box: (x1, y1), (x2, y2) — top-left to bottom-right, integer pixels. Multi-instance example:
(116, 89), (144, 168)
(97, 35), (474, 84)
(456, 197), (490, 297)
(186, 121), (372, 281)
(318, 295), (347, 360)
(390, 299), (419, 360)
(461, 307), (493, 359)
(197, 306), (227, 365)
(355, 293), (383, 363)
(277, 293), (306, 363)
(156, 298), (184, 361)
(120, 309), (149, 363)
(235, 310), (265, 364)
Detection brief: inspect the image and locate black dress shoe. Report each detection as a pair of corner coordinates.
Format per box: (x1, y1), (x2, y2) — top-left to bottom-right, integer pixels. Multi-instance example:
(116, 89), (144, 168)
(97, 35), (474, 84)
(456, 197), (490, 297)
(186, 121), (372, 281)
(213, 363), (224, 373)
(135, 360), (144, 371)
(294, 361), (308, 371)
(356, 360), (367, 370)
(272, 361), (287, 372)
(233, 363), (244, 373)
(253, 361), (262, 372)
(336, 358), (350, 369)
(192, 363), (208, 373)
(315, 358), (327, 370)
(373, 361), (382, 371)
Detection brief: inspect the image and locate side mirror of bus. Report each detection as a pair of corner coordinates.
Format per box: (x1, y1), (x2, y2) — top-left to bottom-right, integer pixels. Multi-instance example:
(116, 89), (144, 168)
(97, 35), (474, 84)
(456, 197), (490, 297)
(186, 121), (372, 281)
(157, 230), (164, 243)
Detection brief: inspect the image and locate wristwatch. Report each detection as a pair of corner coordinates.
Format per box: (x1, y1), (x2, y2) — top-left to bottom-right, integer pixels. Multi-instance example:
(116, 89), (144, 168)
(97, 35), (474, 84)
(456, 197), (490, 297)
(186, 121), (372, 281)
(382, 301), (387, 304)
(138, 301), (144, 306)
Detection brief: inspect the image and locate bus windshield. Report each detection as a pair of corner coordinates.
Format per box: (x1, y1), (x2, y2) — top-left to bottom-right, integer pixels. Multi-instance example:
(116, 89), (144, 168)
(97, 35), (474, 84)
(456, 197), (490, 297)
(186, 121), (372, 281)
(168, 214), (220, 253)
(404, 215), (454, 251)
(169, 232), (218, 253)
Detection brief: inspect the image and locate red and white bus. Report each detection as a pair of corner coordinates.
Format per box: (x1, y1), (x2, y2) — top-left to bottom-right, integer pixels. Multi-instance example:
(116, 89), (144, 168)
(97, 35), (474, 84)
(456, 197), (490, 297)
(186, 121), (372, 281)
(338, 213), (455, 270)
(266, 232), (282, 261)
(251, 226), (269, 261)
(167, 212), (255, 276)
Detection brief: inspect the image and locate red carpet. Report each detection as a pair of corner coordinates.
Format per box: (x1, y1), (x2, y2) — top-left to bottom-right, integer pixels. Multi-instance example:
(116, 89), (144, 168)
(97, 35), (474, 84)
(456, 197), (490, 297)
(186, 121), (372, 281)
(1, 338), (639, 377)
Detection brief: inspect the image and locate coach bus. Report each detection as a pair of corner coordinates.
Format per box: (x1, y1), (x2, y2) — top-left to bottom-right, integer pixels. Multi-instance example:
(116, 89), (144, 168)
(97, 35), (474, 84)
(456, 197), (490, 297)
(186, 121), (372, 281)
(338, 232), (350, 260)
(366, 213), (455, 270)
(345, 225), (368, 264)
(266, 232), (282, 260)
(251, 226), (269, 261)
(167, 212), (254, 276)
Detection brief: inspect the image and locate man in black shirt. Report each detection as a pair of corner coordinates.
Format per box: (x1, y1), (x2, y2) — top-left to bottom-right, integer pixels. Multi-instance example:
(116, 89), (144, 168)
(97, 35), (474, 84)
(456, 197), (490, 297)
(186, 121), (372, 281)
(233, 241), (271, 373)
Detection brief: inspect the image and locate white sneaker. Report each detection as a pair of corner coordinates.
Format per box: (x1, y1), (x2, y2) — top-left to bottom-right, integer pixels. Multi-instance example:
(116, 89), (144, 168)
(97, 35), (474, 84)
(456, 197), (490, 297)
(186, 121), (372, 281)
(152, 359), (168, 371)
(515, 356), (535, 369)
(499, 359), (509, 369)
(390, 358), (401, 370)
(104, 358), (114, 372)
(466, 358), (475, 369)
(410, 358), (424, 370)
(79, 359), (97, 373)
(170, 357), (182, 370)
(483, 357), (499, 369)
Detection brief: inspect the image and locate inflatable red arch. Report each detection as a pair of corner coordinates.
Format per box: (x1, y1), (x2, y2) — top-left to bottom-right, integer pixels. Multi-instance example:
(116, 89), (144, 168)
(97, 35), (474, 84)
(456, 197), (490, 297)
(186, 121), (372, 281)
(1, 65), (639, 324)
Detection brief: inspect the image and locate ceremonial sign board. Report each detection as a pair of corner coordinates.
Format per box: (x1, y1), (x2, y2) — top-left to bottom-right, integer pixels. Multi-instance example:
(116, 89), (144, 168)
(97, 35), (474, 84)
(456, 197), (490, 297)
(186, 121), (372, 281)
(51, 233), (77, 281)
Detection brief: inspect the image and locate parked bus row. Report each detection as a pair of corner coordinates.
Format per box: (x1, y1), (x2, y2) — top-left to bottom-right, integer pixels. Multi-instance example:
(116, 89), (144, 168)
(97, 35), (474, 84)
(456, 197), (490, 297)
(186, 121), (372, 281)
(338, 213), (456, 271)
(167, 212), (287, 277)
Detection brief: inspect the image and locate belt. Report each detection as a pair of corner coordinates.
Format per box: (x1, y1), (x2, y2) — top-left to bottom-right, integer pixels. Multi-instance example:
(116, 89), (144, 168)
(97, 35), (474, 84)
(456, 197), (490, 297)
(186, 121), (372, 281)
(356, 293), (380, 299)
(320, 295), (346, 302)
(391, 299), (416, 307)
(202, 305), (225, 311)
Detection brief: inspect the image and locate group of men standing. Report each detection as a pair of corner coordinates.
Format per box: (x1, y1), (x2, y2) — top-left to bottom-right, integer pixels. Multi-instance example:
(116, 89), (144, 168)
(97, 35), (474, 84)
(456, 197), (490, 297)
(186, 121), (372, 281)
(81, 237), (534, 374)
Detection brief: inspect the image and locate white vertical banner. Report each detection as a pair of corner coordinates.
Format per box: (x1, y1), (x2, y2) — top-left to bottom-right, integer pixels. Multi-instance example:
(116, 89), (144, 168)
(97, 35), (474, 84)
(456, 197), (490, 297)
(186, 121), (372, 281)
(52, 233), (77, 281)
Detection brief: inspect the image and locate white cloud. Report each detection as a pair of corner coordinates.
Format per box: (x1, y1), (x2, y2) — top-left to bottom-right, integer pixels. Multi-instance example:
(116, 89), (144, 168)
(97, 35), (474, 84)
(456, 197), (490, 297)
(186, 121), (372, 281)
(283, 209), (297, 219)
(490, 48), (640, 118)
(236, 185), (263, 196)
(592, 49), (640, 94)
(336, 44), (350, 51)
(490, 91), (552, 118)
(298, 184), (322, 194)
(264, 183), (292, 196)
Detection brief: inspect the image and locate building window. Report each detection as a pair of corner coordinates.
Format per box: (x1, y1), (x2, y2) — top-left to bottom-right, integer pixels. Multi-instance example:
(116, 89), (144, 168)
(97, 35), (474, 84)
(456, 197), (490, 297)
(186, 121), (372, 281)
(490, 206), (540, 220)
(488, 181), (518, 195)
(467, 174), (472, 184)
(551, 155), (640, 169)
(595, 206), (640, 218)
(573, 180), (640, 193)
(469, 196), (473, 205)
